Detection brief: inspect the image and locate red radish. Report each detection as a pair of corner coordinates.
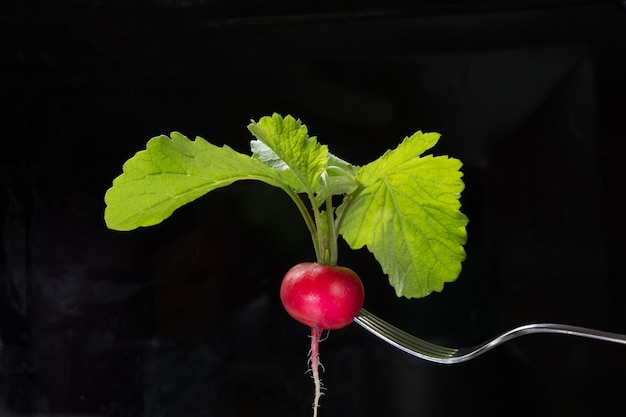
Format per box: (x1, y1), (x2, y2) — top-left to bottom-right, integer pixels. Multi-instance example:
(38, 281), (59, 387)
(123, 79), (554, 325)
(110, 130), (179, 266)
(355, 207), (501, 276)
(280, 262), (364, 329)
(280, 262), (365, 417)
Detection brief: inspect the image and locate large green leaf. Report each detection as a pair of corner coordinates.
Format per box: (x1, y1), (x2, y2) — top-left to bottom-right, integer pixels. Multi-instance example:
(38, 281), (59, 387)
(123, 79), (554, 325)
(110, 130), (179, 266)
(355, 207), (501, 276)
(338, 131), (468, 298)
(104, 132), (284, 231)
(249, 113), (328, 194)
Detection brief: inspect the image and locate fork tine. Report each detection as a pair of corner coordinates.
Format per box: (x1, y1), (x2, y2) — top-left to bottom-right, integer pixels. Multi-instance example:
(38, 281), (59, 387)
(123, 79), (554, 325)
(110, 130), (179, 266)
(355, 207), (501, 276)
(354, 309), (459, 361)
(372, 317), (454, 356)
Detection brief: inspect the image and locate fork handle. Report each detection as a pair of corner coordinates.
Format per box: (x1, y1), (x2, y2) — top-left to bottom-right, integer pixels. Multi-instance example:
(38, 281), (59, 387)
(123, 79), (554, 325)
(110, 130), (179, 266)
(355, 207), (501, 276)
(492, 322), (626, 345)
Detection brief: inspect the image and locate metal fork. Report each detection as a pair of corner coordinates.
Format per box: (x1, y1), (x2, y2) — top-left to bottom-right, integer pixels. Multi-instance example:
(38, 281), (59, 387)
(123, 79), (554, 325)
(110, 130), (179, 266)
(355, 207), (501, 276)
(353, 308), (626, 364)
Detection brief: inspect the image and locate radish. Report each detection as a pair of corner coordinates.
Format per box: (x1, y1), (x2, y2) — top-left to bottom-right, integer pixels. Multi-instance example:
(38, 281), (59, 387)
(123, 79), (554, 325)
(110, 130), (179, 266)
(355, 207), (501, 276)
(280, 262), (364, 330)
(280, 262), (364, 417)
(104, 114), (468, 416)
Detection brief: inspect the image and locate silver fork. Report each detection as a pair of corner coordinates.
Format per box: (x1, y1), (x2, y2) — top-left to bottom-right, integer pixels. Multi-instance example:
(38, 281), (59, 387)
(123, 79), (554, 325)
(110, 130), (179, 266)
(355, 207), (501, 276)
(353, 308), (626, 364)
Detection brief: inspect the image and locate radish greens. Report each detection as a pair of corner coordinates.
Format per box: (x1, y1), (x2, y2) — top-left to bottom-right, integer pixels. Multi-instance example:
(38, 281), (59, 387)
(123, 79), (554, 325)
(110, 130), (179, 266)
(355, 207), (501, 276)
(104, 113), (468, 298)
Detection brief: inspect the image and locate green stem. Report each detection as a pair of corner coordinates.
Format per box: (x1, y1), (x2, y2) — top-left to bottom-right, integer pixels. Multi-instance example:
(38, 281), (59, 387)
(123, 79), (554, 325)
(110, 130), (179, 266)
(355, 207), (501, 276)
(269, 180), (343, 266)
(325, 196), (338, 266)
(334, 185), (364, 237)
(306, 192), (327, 264)
(280, 186), (321, 261)
(249, 178), (320, 259)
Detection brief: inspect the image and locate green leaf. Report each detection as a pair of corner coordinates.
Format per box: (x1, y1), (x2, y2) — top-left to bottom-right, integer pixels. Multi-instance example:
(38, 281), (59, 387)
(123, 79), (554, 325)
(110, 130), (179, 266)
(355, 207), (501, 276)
(250, 116), (359, 206)
(338, 131), (468, 298)
(249, 113), (328, 194)
(104, 115), (469, 300)
(104, 132), (284, 231)
(314, 153), (360, 206)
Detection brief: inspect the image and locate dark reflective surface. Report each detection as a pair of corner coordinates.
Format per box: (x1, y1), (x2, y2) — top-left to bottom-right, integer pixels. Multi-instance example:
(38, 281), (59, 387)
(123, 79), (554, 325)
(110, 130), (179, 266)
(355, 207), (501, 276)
(2, 2), (626, 416)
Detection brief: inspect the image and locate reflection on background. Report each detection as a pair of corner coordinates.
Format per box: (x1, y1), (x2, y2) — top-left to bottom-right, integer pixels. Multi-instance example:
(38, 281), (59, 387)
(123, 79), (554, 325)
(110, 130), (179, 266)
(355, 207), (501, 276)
(2, 2), (626, 416)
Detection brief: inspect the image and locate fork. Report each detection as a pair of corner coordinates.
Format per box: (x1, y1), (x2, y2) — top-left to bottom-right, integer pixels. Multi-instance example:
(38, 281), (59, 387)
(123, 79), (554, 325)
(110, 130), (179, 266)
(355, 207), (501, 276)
(353, 308), (626, 364)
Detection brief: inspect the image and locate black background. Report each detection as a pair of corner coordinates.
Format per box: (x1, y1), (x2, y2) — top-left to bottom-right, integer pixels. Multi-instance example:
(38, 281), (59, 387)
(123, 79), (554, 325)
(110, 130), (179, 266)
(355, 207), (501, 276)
(2, 1), (626, 416)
